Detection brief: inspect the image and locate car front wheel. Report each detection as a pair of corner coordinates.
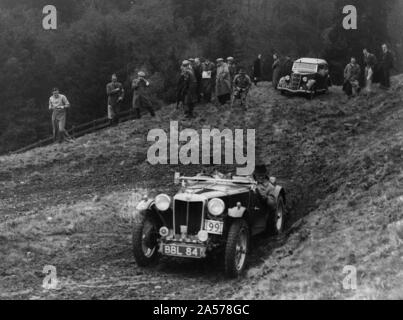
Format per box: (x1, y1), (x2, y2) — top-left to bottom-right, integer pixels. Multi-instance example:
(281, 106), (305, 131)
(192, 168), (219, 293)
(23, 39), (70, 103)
(224, 219), (250, 278)
(132, 214), (160, 267)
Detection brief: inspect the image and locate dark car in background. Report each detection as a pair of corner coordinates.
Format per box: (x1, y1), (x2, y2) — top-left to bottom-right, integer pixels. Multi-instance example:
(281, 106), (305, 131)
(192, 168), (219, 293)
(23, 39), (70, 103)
(278, 58), (331, 99)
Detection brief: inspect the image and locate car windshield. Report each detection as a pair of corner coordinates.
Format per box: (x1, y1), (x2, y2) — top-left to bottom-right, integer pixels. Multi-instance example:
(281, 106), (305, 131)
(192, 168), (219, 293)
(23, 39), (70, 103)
(292, 62), (318, 73)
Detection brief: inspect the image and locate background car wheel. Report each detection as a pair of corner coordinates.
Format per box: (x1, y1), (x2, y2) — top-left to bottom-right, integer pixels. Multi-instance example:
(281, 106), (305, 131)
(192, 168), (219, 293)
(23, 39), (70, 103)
(268, 195), (286, 236)
(309, 90), (316, 100)
(224, 219), (250, 278)
(132, 214), (160, 267)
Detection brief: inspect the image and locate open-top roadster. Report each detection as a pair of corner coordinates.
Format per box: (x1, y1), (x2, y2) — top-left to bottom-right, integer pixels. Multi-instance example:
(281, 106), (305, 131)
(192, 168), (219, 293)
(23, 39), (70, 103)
(132, 170), (287, 277)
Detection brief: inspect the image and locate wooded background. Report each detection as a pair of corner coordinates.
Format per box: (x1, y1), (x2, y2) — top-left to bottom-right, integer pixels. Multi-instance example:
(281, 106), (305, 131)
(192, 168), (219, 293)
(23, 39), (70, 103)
(0, 0), (402, 154)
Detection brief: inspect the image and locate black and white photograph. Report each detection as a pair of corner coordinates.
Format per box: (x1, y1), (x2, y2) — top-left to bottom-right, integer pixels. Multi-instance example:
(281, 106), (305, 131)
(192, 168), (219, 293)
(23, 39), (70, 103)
(0, 0), (402, 307)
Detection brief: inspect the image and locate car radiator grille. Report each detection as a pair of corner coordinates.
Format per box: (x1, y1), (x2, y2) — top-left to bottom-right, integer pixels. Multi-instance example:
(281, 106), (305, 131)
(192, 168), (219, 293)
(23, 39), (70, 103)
(290, 74), (302, 90)
(173, 200), (204, 235)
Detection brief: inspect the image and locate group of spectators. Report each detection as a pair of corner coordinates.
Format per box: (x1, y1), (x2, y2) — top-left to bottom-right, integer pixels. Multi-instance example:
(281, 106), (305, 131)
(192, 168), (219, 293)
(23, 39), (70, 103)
(48, 45), (396, 143)
(106, 72), (156, 126)
(175, 57), (255, 118)
(343, 44), (395, 97)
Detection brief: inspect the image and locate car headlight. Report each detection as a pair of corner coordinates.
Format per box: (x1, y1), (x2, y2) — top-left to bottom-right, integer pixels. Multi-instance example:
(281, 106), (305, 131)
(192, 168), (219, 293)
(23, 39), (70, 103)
(208, 198), (225, 216)
(155, 194), (171, 211)
(303, 77), (308, 82)
(285, 75), (290, 81)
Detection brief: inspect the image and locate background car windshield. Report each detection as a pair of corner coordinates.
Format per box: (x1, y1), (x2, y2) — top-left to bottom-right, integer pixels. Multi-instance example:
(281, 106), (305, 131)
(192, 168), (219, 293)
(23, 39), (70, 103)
(292, 62), (318, 73)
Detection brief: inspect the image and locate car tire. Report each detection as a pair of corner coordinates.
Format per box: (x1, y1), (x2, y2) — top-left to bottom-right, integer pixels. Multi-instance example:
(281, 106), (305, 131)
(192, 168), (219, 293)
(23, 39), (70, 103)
(132, 214), (160, 267)
(268, 195), (286, 236)
(224, 219), (250, 278)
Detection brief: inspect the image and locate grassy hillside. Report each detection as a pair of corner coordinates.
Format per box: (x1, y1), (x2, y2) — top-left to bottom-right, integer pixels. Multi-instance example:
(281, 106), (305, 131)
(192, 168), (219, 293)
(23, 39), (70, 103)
(0, 78), (402, 299)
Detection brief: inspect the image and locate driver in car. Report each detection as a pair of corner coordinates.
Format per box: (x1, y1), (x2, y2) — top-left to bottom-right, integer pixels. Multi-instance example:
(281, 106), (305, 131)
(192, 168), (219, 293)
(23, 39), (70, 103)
(253, 164), (276, 209)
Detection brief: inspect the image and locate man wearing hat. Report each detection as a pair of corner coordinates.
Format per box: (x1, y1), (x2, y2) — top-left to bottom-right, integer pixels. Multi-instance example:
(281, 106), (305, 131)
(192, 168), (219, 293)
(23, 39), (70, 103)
(194, 58), (203, 102)
(132, 71), (155, 119)
(227, 57), (237, 85)
(201, 58), (216, 103)
(106, 73), (125, 126)
(253, 164), (274, 208)
(216, 58), (232, 105)
(181, 60), (198, 118)
(231, 67), (252, 107)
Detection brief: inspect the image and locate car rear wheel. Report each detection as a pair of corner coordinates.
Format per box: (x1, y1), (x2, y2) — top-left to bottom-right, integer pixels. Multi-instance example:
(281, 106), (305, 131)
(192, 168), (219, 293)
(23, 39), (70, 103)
(268, 195), (286, 235)
(132, 214), (160, 267)
(224, 219), (250, 278)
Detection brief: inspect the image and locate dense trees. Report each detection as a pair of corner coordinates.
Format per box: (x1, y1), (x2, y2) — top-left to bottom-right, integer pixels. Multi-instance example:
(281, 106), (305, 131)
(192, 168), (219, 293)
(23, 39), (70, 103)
(0, 0), (401, 154)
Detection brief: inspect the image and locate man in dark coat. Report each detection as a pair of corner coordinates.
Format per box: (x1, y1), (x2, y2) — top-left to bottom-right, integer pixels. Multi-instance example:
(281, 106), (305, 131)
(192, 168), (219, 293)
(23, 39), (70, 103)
(201, 58), (216, 103)
(252, 54), (262, 86)
(193, 58), (203, 102)
(380, 44), (394, 89)
(132, 71), (155, 119)
(282, 56), (294, 77)
(106, 74), (125, 126)
(182, 60), (198, 118)
(176, 66), (186, 109)
(272, 53), (282, 89)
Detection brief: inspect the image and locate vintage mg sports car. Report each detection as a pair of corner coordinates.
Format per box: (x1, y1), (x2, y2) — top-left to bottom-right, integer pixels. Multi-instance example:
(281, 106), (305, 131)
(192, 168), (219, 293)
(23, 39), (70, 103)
(278, 58), (331, 99)
(132, 172), (286, 277)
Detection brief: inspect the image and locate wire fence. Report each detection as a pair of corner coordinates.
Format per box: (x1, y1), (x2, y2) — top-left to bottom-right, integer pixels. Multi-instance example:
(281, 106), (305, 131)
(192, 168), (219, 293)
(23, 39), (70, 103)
(11, 109), (137, 155)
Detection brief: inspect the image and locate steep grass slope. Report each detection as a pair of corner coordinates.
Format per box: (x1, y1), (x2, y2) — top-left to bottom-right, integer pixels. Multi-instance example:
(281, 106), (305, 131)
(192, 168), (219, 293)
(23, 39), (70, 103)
(0, 77), (402, 299)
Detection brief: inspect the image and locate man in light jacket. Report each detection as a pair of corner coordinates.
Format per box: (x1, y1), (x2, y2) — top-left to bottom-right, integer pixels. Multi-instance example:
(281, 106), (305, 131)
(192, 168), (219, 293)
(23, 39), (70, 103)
(49, 88), (72, 143)
(215, 58), (232, 105)
(343, 57), (361, 97)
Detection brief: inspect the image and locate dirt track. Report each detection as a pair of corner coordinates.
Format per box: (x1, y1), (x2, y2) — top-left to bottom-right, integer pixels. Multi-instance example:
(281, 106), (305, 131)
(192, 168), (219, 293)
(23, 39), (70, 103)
(1, 80), (403, 299)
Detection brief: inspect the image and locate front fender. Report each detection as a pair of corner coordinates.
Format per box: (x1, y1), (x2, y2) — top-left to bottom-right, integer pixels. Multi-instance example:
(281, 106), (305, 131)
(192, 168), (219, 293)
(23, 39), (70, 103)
(133, 199), (172, 228)
(272, 186), (286, 204)
(133, 199), (155, 222)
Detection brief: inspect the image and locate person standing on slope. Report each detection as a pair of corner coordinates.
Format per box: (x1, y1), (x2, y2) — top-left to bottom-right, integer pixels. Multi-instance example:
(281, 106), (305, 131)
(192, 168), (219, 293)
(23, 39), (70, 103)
(380, 44), (394, 90)
(181, 60), (198, 118)
(252, 54), (262, 86)
(215, 58), (232, 105)
(272, 53), (282, 90)
(363, 49), (377, 94)
(201, 58), (216, 103)
(193, 58), (203, 103)
(49, 88), (73, 143)
(106, 74), (125, 126)
(132, 71), (155, 119)
(227, 57), (237, 86)
(343, 57), (361, 97)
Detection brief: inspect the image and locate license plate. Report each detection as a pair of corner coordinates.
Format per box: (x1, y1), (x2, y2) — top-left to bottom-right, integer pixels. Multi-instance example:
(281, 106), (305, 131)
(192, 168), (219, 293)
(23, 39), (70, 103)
(162, 244), (205, 258)
(204, 220), (224, 235)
